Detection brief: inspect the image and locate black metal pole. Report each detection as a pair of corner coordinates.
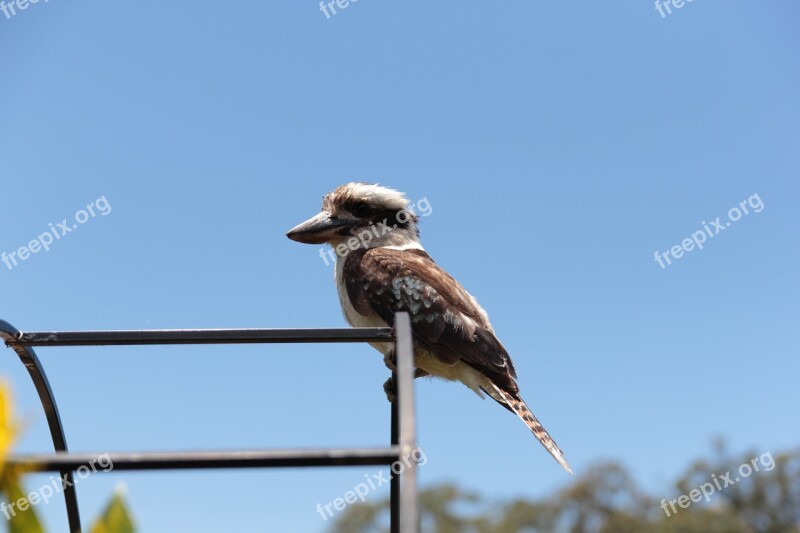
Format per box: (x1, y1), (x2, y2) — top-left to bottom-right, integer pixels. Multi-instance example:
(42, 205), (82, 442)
(1, 320), (418, 533)
(0, 320), (82, 533)
(8, 448), (403, 471)
(8, 327), (393, 347)
(390, 382), (400, 533)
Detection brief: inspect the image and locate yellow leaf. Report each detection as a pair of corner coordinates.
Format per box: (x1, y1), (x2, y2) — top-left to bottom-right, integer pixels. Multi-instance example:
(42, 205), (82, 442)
(0, 381), (19, 476)
(1, 470), (45, 533)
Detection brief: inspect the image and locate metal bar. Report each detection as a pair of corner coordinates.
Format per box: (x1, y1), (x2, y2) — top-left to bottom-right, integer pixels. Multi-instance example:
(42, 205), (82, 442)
(395, 313), (419, 533)
(0, 320), (82, 533)
(390, 382), (400, 533)
(1, 317), (418, 532)
(6, 447), (403, 471)
(8, 327), (393, 347)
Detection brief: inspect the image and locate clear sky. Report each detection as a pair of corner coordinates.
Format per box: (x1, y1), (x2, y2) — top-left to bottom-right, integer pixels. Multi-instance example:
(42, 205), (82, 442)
(1, 1), (798, 532)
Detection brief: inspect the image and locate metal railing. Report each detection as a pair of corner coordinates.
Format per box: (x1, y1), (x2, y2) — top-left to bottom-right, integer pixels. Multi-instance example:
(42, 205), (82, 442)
(0, 313), (419, 533)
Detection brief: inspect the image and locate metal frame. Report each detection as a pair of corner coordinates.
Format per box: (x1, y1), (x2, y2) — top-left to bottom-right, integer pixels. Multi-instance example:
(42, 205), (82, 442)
(1, 313), (419, 533)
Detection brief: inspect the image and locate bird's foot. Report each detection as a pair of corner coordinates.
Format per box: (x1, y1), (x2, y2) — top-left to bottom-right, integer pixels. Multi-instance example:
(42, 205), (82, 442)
(383, 376), (397, 403)
(383, 369), (429, 403)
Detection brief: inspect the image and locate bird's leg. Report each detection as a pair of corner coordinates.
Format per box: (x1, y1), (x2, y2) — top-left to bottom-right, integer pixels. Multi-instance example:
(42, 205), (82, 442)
(383, 369), (430, 403)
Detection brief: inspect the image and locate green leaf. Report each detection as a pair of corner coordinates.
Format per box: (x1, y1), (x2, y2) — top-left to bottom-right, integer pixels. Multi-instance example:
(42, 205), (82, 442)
(89, 489), (135, 533)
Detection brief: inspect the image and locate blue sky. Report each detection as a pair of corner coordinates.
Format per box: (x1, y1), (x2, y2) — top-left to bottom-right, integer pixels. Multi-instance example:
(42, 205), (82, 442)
(1, 1), (798, 531)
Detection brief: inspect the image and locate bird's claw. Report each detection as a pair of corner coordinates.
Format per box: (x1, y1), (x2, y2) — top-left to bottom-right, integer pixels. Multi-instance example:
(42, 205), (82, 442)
(383, 369), (428, 403)
(383, 377), (397, 403)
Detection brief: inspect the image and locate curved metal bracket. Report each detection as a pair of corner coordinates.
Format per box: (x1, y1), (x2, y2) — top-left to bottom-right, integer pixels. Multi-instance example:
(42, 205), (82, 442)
(0, 314), (419, 533)
(0, 320), (82, 533)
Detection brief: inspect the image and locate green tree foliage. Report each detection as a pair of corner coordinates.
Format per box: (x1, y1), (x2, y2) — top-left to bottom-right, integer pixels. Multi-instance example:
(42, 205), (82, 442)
(331, 446), (800, 533)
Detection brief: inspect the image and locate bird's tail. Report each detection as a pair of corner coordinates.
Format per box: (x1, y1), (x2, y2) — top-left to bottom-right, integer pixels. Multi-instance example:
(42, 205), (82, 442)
(488, 383), (573, 474)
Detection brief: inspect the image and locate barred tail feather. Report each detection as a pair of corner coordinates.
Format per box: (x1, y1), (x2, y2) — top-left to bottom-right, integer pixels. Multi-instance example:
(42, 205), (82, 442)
(488, 383), (573, 474)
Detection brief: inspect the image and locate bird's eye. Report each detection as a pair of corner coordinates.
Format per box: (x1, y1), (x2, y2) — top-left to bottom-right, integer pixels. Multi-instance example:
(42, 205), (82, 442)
(351, 203), (371, 217)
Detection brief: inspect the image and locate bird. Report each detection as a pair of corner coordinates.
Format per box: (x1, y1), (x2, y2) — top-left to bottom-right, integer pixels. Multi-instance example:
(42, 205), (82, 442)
(286, 182), (572, 473)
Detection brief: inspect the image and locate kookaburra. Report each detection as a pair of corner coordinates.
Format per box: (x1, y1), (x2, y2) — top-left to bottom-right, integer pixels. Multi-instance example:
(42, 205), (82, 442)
(287, 183), (571, 473)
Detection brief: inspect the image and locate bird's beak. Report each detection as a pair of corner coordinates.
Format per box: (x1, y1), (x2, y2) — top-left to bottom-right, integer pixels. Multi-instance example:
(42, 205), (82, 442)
(286, 211), (352, 244)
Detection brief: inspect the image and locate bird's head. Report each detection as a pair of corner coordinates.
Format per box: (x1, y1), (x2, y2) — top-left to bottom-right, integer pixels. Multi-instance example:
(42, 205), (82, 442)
(286, 182), (420, 250)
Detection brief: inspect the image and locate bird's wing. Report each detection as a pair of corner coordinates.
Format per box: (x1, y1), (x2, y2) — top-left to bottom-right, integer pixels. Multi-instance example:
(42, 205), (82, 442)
(343, 247), (519, 395)
(345, 247), (573, 473)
